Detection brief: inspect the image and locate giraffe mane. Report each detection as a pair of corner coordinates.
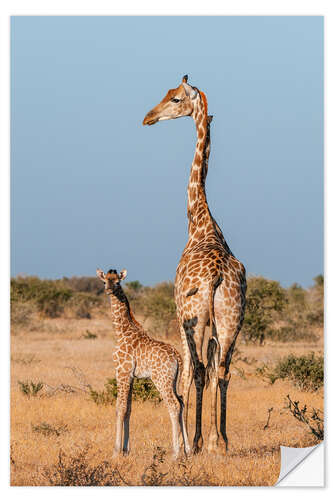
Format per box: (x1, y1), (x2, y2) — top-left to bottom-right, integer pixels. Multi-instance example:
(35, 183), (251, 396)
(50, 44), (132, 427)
(199, 91), (208, 117)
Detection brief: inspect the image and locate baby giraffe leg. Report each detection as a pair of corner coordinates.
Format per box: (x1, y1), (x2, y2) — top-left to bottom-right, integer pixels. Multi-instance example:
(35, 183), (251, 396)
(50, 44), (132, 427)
(154, 377), (182, 459)
(113, 377), (132, 457)
(122, 379), (133, 454)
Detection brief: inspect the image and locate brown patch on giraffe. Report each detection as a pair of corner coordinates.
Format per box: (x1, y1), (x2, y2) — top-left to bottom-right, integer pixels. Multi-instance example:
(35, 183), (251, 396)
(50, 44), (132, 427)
(194, 153), (202, 164)
(192, 170), (200, 183)
(198, 127), (205, 139)
(186, 287), (199, 297)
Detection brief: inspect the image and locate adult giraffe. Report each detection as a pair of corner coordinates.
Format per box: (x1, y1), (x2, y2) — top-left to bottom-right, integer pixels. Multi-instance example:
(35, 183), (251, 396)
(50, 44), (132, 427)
(143, 75), (246, 454)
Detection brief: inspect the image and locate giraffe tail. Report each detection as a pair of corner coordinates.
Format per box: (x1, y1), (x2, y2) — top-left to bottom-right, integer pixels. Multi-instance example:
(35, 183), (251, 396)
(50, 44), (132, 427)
(206, 282), (220, 388)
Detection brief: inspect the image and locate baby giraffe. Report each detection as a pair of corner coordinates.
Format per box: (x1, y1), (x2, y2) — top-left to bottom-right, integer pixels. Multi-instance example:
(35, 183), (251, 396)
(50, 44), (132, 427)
(96, 268), (190, 459)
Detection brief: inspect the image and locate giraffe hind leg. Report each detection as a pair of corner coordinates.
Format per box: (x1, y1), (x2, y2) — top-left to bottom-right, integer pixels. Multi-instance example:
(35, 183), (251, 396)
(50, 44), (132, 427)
(192, 362), (205, 453)
(173, 363), (191, 456)
(153, 375), (182, 460)
(218, 374), (230, 452)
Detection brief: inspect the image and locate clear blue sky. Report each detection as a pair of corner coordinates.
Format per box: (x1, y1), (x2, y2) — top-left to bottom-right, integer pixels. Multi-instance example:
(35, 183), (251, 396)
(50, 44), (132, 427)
(11, 16), (323, 288)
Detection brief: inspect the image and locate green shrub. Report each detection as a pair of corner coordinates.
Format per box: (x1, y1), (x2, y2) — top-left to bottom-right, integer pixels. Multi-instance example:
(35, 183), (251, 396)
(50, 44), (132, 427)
(18, 380), (44, 397)
(274, 353), (323, 391)
(242, 276), (287, 344)
(90, 378), (161, 406)
(11, 276), (72, 318)
(256, 353), (324, 391)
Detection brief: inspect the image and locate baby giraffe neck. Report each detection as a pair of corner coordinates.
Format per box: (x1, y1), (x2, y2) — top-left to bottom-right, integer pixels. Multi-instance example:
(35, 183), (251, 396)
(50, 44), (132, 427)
(109, 286), (134, 336)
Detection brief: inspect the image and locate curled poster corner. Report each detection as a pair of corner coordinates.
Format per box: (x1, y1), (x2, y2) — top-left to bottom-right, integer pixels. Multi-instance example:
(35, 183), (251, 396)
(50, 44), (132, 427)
(275, 443), (324, 486)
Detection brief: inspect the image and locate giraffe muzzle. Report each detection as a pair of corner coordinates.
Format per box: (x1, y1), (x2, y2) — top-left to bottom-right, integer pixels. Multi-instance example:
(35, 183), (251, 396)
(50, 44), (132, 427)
(142, 111), (159, 126)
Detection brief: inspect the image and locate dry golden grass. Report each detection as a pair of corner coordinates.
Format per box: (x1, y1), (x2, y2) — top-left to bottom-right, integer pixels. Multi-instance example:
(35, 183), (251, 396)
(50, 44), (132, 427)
(11, 315), (323, 486)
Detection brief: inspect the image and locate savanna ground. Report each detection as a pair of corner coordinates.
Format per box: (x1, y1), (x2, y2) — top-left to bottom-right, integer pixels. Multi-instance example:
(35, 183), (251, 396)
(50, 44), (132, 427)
(10, 275), (324, 486)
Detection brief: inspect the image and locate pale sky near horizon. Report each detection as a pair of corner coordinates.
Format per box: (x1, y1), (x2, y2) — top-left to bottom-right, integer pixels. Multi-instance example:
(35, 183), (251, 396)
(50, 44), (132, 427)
(11, 16), (323, 288)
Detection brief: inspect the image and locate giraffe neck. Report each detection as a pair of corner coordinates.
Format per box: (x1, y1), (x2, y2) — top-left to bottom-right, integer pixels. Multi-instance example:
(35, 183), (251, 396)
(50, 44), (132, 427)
(108, 285), (136, 339)
(187, 92), (215, 239)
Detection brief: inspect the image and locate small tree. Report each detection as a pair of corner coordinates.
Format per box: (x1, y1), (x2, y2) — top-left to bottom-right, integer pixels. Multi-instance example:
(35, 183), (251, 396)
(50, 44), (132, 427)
(242, 276), (287, 344)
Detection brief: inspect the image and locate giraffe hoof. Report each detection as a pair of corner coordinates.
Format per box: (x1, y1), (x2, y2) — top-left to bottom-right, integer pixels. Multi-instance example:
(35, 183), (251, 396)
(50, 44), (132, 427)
(207, 439), (221, 454)
(192, 443), (203, 455)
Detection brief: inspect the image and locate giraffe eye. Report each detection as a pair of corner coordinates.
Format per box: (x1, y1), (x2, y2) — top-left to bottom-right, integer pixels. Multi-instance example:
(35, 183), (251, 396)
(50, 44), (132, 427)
(171, 98), (181, 103)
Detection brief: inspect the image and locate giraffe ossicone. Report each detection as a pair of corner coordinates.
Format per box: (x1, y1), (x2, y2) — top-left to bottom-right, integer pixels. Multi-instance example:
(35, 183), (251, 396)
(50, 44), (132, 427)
(143, 75), (247, 454)
(96, 267), (190, 459)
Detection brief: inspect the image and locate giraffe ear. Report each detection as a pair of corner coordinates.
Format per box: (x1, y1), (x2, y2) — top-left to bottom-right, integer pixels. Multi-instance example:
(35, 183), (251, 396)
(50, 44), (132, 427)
(96, 268), (106, 281)
(119, 269), (127, 281)
(182, 80), (197, 100)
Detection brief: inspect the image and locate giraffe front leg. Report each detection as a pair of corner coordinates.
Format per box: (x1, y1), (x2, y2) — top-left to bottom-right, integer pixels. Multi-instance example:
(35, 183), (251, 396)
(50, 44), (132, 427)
(113, 377), (132, 457)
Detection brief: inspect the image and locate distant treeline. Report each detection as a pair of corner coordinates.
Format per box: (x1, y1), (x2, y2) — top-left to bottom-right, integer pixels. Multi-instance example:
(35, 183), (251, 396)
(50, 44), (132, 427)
(11, 274), (323, 344)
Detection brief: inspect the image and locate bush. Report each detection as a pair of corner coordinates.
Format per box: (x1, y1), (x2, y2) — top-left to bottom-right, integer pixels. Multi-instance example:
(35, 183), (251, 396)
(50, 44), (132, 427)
(274, 353), (323, 391)
(306, 275), (324, 327)
(11, 276), (72, 318)
(42, 447), (125, 486)
(266, 324), (318, 343)
(90, 378), (162, 406)
(32, 422), (68, 437)
(285, 395), (324, 441)
(11, 302), (35, 326)
(257, 353), (324, 391)
(66, 293), (102, 319)
(242, 276), (287, 344)
(61, 276), (104, 295)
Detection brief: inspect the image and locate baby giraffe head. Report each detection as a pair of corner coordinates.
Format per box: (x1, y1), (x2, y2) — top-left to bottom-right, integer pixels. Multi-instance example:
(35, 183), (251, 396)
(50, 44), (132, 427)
(96, 268), (127, 295)
(143, 75), (201, 126)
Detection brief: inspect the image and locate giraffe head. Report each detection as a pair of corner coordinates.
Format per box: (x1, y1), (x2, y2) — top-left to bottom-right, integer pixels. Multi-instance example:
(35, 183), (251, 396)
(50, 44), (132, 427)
(96, 268), (127, 294)
(143, 75), (202, 126)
